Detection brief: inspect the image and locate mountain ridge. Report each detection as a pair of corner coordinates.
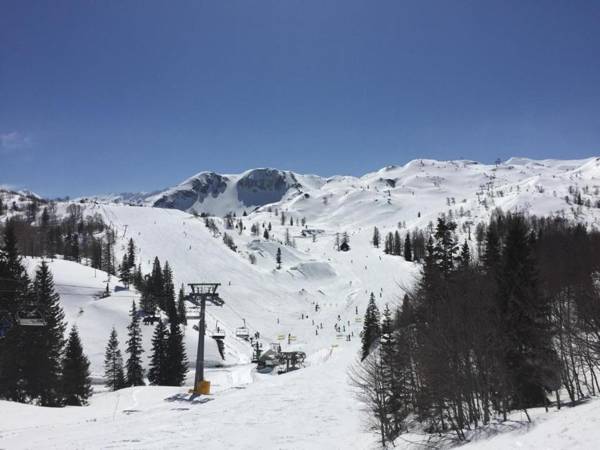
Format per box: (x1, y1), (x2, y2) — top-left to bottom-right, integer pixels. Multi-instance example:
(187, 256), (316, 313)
(71, 156), (600, 217)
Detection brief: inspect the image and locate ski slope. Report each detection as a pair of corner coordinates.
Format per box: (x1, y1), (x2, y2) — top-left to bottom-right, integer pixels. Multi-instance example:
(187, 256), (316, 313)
(4, 157), (600, 448)
(0, 344), (378, 449)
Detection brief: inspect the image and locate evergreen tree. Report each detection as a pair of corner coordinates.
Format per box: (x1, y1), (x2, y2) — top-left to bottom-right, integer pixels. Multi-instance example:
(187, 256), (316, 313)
(148, 320), (169, 385)
(126, 238), (136, 269)
(276, 247), (282, 269)
(90, 238), (102, 270)
(341, 232), (350, 250)
(104, 328), (125, 391)
(361, 293), (381, 360)
(149, 257), (164, 312)
(125, 302), (145, 386)
(384, 233), (393, 255)
(118, 253), (131, 286)
(162, 261), (176, 318)
(483, 225), (501, 274)
(393, 231), (402, 256)
(165, 321), (188, 386)
(432, 217), (459, 276)
(497, 215), (557, 408)
(459, 240), (471, 268)
(132, 264), (144, 292)
(380, 304), (401, 437)
(102, 238), (115, 275)
(372, 227), (380, 248)
(28, 261), (66, 406)
(62, 326), (92, 406)
(403, 233), (412, 261)
(177, 285), (187, 326)
(0, 221), (31, 402)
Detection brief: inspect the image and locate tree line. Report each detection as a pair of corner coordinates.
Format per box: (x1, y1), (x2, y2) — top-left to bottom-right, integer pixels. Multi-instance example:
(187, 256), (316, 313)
(372, 226), (428, 262)
(2, 202), (117, 275)
(355, 211), (600, 446)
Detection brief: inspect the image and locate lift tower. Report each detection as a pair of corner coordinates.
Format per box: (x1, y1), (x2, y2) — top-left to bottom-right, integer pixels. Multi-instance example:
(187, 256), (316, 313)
(186, 283), (224, 395)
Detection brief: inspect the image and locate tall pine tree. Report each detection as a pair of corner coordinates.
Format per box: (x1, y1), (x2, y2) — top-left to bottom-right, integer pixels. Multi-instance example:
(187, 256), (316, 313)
(62, 326), (92, 406)
(104, 327), (125, 391)
(361, 293), (381, 360)
(28, 261), (66, 406)
(177, 285), (187, 326)
(148, 320), (169, 385)
(165, 321), (188, 386)
(0, 221), (31, 402)
(125, 302), (145, 386)
(403, 233), (412, 262)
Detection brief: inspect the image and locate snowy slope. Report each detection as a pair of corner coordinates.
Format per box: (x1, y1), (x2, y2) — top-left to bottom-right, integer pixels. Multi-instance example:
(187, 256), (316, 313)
(4, 156), (600, 449)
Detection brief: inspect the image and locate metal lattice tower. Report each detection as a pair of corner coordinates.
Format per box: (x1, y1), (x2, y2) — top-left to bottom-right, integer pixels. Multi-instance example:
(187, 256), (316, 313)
(186, 283), (224, 394)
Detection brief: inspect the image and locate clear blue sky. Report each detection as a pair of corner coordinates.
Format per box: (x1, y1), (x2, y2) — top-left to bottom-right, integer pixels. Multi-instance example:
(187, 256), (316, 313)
(1, 1), (599, 197)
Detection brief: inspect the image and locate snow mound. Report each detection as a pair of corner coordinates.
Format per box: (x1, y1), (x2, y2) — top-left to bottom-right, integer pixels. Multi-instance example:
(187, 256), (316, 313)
(289, 261), (337, 279)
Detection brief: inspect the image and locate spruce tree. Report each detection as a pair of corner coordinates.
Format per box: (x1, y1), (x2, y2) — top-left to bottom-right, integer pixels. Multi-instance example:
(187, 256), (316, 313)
(62, 326), (92, 406)
(393, 231), (402, 256)
(177, 285), (187, 326)
(432, 217), (459, 276)
(148, 320), (169, 385)
(149, 257), (164, 312)
(459, 240), (471, 268)
(276, 247), (282, 269)
(361, 293), (381, 360)
(118, 253), (131, 286)
(126, 238), (136, 269)
(497, 215), (556, 408)
(104, 327), (125, 391)
(372, 227), (380, 248)
(380, 304), (401, 437)
(132, 264), (144, 292)
(90, 238), (102, 270)
(165, 321), (188, 386)
(384, 233), (393, 254)
(483, 225), (501, 274)
(28, 261), (66, 406)
(403, 233), (412, 261)
(102, 239), (115, 275)
(0, 221), (31, 402)
(125, 302), (145, 386)
(162, 261), (176, 319)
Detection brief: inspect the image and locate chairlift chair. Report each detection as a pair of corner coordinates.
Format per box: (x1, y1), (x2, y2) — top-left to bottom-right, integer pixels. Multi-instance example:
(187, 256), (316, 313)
(235, 327), (250, 340)
(186, 305), (201, 320)
(211, 322), (225, 339)
(235, 318), (250, 340)
(16, 308), (46, 327)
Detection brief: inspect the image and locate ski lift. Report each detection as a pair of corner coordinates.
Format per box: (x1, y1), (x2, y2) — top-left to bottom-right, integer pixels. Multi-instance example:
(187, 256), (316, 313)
(235, 318), (250, 340)
(16, 308), (46, 327)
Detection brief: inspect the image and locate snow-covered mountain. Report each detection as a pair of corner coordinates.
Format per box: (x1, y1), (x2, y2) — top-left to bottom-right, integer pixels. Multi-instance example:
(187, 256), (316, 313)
(146, 168), (323, 216)
(83, 157), (600, 227)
